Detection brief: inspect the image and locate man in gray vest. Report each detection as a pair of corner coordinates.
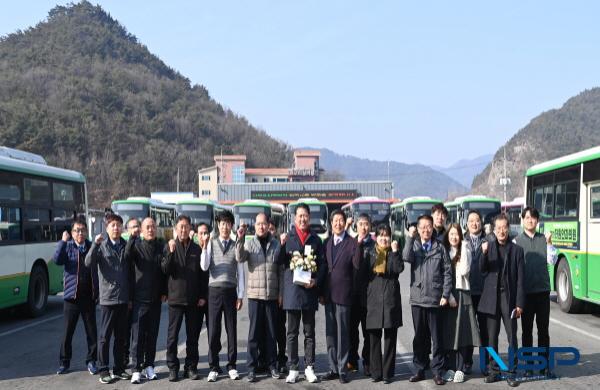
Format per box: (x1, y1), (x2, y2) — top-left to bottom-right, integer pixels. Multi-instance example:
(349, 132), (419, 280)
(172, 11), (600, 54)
(514, 206), (557, 378)
(200, 210), (246, 383)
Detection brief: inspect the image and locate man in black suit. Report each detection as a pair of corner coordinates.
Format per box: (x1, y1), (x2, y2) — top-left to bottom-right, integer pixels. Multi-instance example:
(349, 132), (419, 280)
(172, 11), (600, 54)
(322, 210), (361, 384)
(478, 213), (524, 387)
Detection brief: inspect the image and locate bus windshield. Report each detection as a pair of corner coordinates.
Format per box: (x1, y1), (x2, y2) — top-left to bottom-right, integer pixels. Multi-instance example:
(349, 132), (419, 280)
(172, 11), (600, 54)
(405, 203), (437, 226)
(234, 205), (271, 235)
(112, 203), (149, 224)
(464, 201), (500, 225)
(178, 204), (213, 230)
(353, 202), (390, 225)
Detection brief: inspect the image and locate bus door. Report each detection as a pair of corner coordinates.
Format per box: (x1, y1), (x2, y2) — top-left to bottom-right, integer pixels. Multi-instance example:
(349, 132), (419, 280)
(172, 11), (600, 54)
(587, 184), (600, 300)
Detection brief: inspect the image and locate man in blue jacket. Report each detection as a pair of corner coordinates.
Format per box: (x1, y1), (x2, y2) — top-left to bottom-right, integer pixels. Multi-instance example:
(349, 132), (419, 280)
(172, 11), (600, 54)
(54, 216), (98, 376)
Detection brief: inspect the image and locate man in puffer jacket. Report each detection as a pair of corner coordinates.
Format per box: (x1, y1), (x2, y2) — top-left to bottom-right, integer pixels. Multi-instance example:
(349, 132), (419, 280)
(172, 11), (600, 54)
(54, 216), (99, 376)
(85, 213), (131, 384)
(236, 212), (283, 382)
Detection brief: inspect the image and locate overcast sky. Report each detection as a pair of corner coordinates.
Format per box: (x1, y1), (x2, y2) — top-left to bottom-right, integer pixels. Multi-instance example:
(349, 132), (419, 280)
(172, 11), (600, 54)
(2, 1), (599, 166)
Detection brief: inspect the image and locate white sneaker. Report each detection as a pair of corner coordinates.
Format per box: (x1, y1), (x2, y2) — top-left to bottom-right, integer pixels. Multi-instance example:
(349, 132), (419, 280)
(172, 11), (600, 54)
(286, 370), (299, 383)
(454, 370), (465, 383)
(144, 366), (157, 380)
(304, 366), (318, 383)
(130, 372), (141, 384)
(207, 370), (219, 382)
(228, 369), (240, 380)
(443, 369), (455, 382)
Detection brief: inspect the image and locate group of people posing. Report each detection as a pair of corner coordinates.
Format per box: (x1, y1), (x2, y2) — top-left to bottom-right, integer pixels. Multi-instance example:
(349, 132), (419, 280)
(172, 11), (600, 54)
(53, 202), (556, 387)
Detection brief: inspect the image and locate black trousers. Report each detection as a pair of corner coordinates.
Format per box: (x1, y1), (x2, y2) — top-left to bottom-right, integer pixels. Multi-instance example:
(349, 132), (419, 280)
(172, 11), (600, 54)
(349, 302), (370, 366)
(130, 302), (161, 372)
(286, 309), (316, 370)
(98, 304), (128, 373)
(447, 347), (470, 372)
(247, 299), (278, 371)
(276, 306), (288, 368)
(522, 291), (550, 360)
(485, 291), (518, 374)
(207, 286), (238, 370)
(59, 297), (97, 365)
(166, 304), (200, 371)
(369, 328), (397, 380)
(411, 305), (444, 375)
(464, 294), (488, 368)
(124, 306), (132, 363)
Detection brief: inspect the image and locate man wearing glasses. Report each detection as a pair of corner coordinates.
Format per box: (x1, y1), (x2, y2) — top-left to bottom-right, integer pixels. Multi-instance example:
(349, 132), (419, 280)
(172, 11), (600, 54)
(53, 216), (99, 376)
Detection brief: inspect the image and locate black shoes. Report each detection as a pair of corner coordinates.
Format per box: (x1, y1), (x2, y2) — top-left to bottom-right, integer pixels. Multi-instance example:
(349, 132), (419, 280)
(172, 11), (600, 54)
(246, 371), (256, 383)
(168, 369), (178, 382)
(484, 373), (500, 383)
(433, 375), (445, 385)
(183, 367), (199, 380)
(322, 371), (340, 380)
(364, 363), (371, 377)
(506, 376), (520, 387)
(409, 370), (425, 382)
(372, 377), (382, 383)
(383, 377), (392, 384)
(339, 374), (349, 384)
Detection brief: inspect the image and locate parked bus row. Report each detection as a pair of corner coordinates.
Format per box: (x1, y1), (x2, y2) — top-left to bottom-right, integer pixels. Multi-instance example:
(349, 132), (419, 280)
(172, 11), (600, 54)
(2, 144), (600, 317)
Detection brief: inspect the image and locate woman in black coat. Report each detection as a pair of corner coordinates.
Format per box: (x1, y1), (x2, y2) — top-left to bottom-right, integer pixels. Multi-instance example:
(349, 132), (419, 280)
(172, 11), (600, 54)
(365, 224), (404, 384)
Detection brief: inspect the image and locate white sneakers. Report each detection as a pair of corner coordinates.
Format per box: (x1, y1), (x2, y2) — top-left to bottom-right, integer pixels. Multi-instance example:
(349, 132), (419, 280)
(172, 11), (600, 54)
(304, 366), (318, 383)
(443, 369), (456, 382)
(228, 369), (240, 380)
(144, 366), (157, 380)
(130, 372), (141, 384)
(454, 370), (465, 383)
(207, 370), (219, 382)
(286, 370), (299, 383)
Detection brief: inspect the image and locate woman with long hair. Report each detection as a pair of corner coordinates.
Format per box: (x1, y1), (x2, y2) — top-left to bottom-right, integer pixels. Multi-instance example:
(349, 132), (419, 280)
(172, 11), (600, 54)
(442, 223), (480, 383)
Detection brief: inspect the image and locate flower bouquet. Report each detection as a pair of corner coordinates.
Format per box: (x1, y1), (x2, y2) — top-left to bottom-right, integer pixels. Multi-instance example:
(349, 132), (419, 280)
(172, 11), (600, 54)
(290, 245), (317, 286)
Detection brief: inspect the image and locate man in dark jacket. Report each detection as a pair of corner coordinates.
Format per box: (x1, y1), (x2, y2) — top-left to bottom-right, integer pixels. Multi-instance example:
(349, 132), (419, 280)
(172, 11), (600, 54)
(431, 204), (448, 242)
(125, 217), (167, 384)
(348, 213), (374, 376)
(322, 210), (361, 384)
(479, 214), (524, 387)
(54, 217), (98, 376)
(278, 203), (326, 384)
(85, 213), (131, 384)
(162, 215), (208, 382)
(402, 214), (452, 386)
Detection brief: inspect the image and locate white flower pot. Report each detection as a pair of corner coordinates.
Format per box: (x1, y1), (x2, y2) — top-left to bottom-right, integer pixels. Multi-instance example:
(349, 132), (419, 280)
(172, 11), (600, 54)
(293, 268), (312, 286)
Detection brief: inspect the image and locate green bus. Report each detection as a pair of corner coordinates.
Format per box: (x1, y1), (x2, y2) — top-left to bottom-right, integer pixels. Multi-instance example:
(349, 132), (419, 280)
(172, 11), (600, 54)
(390, 197), (443, 247)
(233, 199), (285, 239)
(111, 197), (176, 240)
(445, 195), (501, 232)
(0, 146), (87, 316)
(287, 198), (329, 241)
(525, 145), (600, 313)
(174, 198), (229, 233)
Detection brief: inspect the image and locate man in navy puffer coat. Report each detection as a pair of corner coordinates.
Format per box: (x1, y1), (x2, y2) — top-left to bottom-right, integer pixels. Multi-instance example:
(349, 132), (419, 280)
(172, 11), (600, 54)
(53, 216), (99, 375)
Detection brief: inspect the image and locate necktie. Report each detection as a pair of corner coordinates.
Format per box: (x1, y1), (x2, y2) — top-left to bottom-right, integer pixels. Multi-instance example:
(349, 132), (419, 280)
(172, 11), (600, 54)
(422, 243), (429, 252)
(335, 237), (341, 246)
(222, 240), (229, 250)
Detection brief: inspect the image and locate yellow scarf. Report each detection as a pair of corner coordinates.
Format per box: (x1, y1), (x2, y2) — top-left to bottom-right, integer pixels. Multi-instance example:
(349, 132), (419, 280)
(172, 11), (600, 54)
(373, 245), (388, 274)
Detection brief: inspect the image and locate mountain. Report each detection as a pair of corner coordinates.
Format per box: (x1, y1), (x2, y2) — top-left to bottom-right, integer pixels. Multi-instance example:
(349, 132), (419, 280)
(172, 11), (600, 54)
(0, 1), (291, 207)
(311, 147), (468, 200)
(431, 154), (493, 188)
(472, 88), (600, 199)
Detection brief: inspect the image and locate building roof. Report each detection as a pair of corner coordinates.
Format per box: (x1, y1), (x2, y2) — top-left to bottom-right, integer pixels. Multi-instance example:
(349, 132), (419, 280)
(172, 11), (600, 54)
(293, 150), (321, 157)
(198, 165), (217, 173)
(214, 155), (246, 161)
(245, 168), (289, 176)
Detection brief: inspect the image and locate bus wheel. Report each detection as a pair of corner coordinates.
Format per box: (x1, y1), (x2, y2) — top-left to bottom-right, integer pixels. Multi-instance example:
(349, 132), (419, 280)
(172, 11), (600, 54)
(25, 265), (48, 317)
(556, 259), (584, 314)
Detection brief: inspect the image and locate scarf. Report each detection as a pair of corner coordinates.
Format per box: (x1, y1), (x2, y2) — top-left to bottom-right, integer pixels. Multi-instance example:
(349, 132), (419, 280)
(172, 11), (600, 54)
(295, 225), (310, 246)
(373, 245), (388, 274)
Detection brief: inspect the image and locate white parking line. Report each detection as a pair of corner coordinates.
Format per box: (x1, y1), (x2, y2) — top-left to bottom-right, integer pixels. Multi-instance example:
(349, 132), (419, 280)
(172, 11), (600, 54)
(0, 314), (63, 338)
(550, 317), (600, 343)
